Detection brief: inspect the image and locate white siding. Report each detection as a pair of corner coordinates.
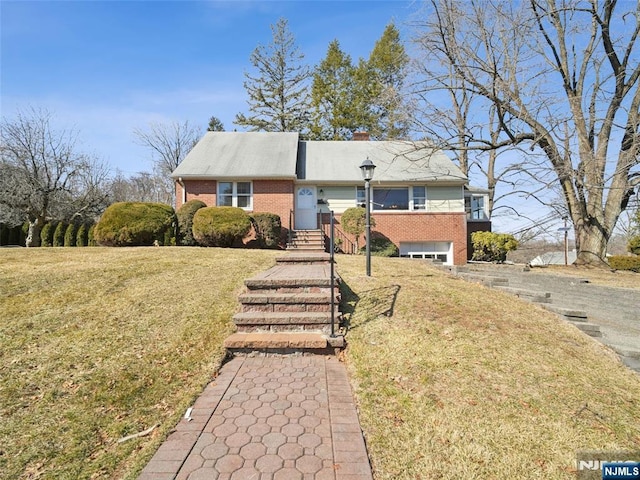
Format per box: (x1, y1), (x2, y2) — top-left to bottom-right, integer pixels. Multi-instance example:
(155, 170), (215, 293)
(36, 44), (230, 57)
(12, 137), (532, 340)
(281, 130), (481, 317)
(318, 186), (356, 213)
(427, 186), (464, 213)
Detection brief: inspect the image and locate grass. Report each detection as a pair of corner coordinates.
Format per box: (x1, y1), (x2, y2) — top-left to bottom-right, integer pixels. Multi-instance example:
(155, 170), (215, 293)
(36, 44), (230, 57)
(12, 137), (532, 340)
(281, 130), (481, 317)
(335, 256), (640, 479)
(1, 249), (638, 479)
(0, 247), (279, 479)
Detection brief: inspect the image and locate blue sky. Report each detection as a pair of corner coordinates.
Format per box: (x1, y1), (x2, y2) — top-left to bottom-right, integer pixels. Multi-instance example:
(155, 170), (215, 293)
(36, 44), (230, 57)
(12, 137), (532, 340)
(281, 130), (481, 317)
(1, 0), (418, 176)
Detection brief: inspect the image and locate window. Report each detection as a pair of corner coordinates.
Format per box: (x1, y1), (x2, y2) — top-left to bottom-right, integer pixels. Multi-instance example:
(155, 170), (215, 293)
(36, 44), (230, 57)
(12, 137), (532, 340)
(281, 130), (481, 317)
(356, 186), (426, 211)
(412, 186), (426, 210)
(218, 181), (252, 209)
(465, 195), (486, 220)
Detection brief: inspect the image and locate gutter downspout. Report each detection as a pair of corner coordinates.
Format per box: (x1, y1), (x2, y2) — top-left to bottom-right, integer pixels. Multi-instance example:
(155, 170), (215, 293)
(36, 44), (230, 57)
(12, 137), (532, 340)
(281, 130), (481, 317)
(177, 177), (186, 205)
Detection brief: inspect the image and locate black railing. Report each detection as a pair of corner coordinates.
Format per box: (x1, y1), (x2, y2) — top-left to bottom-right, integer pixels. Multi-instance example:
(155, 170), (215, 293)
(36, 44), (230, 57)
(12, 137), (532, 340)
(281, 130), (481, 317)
(319, 213), (357, 254)
(288, 209), (294, 246)
(329, 211), (336, 338)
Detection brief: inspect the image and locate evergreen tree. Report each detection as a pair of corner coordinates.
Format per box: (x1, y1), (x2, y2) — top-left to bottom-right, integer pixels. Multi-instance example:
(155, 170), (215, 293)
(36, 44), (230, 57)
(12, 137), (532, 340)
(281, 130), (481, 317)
(235, 18), (312, 134)
(366, 23), (410, 140)
(207, 116), (225, 132)
(310, 40), (359, 140)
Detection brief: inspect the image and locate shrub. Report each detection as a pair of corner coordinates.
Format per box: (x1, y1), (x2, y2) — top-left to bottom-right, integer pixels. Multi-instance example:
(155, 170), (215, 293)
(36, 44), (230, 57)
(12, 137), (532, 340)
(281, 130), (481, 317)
(40, 222), (55, 247)
(359, 233), (399, 257)
(177, 199), (207, 246)
(8, 224), (22, 245)
(608, 255), (640, 273)
(471, 231), (518, 263)
(341, 207), (376, 251)
(251, 213), (282, 248)
(88, 224), (97, 246)
(628, 235), (640, 256)
(94, 202), (177, 247)
(192, 207), (251, 247)
(64, 223), (77, 247)
(53, 222), (66, 247)
(76, 223), (89, 247)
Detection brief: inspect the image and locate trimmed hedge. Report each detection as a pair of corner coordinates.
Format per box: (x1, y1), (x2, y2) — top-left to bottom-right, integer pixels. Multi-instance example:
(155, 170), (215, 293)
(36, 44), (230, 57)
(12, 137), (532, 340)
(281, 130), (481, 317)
(94, 202), (177, 247)
(40, 222), (55, 247)
(76, 224), (88, 247)
(608, 255), (640, 273)
(64, 223), (77, 247)
(192, 207), (251, 247)
(628, 236), (640, 255)
(177, 199), (207, 246)
(53, 222), (66, 247)
(251, 213), (282, 248)
(368, 235), (399, 257)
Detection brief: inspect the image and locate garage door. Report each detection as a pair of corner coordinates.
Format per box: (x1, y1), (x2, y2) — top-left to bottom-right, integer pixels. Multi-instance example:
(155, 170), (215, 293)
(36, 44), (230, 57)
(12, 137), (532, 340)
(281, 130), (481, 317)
(399, 241), (452, 265)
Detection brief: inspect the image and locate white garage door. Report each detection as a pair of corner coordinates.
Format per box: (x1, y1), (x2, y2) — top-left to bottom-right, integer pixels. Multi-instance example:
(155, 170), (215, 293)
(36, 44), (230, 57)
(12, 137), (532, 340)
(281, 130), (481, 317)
(400, 241), (453, 265)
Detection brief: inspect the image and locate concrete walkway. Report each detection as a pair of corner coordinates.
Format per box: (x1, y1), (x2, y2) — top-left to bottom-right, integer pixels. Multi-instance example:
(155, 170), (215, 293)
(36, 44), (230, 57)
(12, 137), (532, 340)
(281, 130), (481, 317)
(138, 354), (373, 480)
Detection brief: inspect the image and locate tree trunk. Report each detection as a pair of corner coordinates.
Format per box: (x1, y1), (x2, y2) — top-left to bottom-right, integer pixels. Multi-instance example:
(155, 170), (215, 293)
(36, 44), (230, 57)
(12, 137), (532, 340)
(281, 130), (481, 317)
(574, 223), (609, 267)
(26, 217), (42, 248)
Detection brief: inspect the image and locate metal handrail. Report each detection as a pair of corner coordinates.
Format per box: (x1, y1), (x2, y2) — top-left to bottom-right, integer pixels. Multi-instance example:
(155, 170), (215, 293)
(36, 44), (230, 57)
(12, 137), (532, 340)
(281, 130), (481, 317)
(319, 215), (357, 254)
(330, 210), (336, 338)
(288, 209), (294, 246)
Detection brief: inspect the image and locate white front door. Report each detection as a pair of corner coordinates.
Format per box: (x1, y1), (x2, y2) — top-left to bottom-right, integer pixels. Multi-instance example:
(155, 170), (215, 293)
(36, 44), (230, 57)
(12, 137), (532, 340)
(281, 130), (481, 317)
(295, 186), (317, 229)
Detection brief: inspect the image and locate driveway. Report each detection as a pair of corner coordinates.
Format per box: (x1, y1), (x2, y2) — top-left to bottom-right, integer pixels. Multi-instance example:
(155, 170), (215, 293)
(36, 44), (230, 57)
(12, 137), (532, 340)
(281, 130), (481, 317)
(452, 263), (640, 373)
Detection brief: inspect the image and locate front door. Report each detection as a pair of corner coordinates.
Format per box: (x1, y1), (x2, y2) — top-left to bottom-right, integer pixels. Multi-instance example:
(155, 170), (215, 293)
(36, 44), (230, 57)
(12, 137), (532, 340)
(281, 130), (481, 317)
(295, 186), (317, 229)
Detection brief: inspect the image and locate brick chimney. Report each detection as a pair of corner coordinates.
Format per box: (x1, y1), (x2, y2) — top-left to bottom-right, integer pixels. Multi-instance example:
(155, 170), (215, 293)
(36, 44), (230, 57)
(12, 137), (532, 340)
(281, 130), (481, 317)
(353, 131), (370, 141)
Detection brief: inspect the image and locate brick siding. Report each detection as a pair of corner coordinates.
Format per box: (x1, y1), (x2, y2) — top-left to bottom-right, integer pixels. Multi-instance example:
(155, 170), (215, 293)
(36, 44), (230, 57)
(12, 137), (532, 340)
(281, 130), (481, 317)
(176, 179), (468, 264)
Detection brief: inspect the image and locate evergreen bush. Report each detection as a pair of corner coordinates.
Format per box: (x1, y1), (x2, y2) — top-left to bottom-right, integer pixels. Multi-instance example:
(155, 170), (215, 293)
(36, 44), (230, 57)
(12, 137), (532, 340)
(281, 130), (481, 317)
(0, 224), (8, 246)
(359, 234), (399, 257)
(88, 224), (97, 246)
(176, 199), (207, 246)
(608, 255), (640, 272)
(8, 224), (21, 245)
(628, 235), (640, 256)
(40, 222), (55, 247)
(251, 213), (282, 248)
(471, 231), (518, 263)
(53, 222), (66, 247)
(94, 202), (177, 247)
(341, 207), (376, 251)
(76, 223), (89, 247)
(192, 207), (251, 247)
(64, 223), (77, 247)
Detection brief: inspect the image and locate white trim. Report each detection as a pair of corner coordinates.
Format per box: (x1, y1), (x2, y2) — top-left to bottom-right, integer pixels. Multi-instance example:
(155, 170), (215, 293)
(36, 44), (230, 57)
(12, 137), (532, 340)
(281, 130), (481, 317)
(217, 181), (253, 210)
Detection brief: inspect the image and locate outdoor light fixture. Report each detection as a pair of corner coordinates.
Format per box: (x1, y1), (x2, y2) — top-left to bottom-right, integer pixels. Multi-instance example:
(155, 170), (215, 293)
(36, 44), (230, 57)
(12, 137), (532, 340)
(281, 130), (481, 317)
(359, 158), (376, 276)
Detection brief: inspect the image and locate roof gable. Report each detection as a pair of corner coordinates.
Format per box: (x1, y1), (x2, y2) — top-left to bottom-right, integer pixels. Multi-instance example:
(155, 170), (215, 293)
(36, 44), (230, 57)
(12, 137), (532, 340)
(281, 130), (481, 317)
(172, 132), (299, 179)
(299, 140), (466, 184)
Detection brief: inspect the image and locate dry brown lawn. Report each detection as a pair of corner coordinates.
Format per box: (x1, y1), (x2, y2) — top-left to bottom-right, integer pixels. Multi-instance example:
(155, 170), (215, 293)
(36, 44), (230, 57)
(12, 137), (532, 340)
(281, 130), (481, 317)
(1, 249), (638, 479)
(336, 255), (640, 479)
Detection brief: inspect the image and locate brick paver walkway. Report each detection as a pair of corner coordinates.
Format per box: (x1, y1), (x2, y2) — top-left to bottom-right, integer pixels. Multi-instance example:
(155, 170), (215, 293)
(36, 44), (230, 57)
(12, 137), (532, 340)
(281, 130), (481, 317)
(139, 355), (373, 480)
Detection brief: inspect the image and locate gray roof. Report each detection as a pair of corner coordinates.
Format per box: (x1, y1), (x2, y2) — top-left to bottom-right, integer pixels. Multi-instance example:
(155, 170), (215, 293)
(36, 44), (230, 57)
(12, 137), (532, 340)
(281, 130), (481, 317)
(172, 132), (299, 179)
(299, 140), (466, 184)
(171, 132), (466, 184)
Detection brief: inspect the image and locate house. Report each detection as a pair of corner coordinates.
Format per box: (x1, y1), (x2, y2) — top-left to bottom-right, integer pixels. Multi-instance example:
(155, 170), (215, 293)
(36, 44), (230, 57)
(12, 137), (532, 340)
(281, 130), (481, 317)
(171, 131), (491, 266)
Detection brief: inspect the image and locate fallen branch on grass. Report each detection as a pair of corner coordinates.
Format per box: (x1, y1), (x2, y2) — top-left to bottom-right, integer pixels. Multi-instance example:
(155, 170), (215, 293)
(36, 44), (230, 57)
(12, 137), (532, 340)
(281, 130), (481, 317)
(117, 424), (159, 444)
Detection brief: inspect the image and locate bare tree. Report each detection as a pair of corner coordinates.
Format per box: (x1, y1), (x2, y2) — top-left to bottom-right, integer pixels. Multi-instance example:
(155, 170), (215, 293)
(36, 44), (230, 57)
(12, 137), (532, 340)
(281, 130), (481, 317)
(133, 120), (201, 204)
(0, 107), (110, 247)
(134, 120), (200, 176)
(413, 0), (640, 266)
(108, 170), (173, 204)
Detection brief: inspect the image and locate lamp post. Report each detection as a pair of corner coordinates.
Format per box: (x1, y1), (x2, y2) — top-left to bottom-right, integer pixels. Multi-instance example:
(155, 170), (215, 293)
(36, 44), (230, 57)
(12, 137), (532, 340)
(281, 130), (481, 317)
(359, 158), (376, 276)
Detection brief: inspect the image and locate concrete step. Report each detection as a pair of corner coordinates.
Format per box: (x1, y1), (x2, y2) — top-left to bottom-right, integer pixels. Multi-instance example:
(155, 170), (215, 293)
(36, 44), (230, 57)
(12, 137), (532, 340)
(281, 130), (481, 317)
(459, 273), (509, 287)
(569, 321), (602, 337)
(232, 311), (337, 334)
(224, 332), (345, 353)
(276, 253), (331, 265)
(541, 305), (588, 322)
(495, 286), (552, 303)
(239, 292), (339, 313)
